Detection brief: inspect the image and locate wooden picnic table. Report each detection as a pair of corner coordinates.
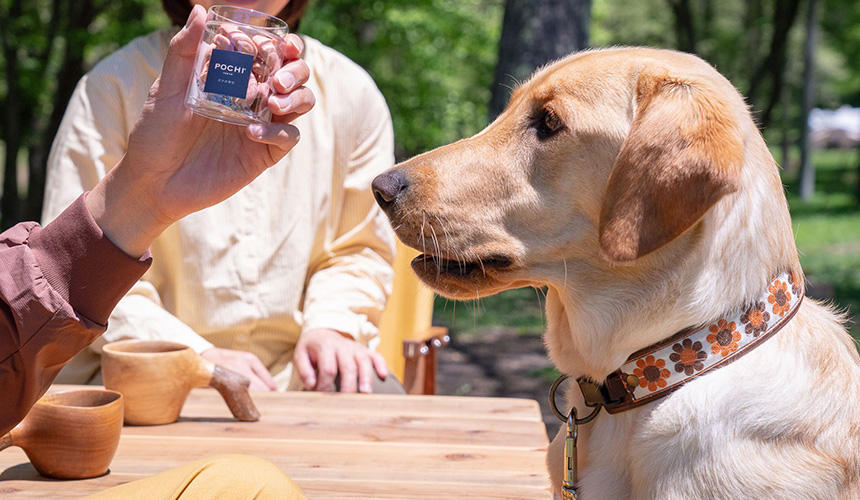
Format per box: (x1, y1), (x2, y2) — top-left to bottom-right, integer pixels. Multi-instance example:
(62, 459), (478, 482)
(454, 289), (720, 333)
(0, 385), (551, 499)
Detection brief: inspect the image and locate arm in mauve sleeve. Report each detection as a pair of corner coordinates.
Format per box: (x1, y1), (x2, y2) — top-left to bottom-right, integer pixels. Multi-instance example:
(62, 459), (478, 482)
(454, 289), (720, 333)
(42, 57), (213, 356)
(0, 195), (150, 435)
(301, 81), (396, 347)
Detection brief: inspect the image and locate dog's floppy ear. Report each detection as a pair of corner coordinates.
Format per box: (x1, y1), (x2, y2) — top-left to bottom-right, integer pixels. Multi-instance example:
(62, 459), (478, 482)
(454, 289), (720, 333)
(598, 70), (744, 262)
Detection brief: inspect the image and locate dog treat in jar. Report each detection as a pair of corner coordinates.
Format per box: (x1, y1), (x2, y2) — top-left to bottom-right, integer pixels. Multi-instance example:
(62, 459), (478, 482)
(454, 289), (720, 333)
(185, 5), (288, 125)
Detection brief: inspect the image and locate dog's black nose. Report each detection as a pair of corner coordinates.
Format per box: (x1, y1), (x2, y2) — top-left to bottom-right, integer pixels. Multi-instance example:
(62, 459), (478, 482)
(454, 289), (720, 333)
(371, 170), (409, 209)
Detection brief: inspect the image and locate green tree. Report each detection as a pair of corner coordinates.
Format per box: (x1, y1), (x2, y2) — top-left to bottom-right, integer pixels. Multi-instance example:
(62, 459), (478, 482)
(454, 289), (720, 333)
(489, 0), (591, 119)
(301, 0), (503, 160)
(819, 0), (860, 201)
(798, 0), (819, 200)
(744, 0), (802, 130)
(0, 0), (166, 229)
(4, 0), (860, 228)
(667, 0), (696, 53)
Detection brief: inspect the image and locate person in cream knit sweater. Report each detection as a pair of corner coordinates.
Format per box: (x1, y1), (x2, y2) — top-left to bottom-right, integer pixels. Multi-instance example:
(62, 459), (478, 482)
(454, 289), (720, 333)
(42, 0), (399, 394)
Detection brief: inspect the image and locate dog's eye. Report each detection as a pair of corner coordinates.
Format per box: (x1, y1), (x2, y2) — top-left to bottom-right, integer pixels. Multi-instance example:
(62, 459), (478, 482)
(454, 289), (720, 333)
(534, 108), (564, 139)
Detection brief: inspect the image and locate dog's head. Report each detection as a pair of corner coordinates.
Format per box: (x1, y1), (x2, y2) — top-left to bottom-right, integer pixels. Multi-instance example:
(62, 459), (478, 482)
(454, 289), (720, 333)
(373, 48), (795, 316)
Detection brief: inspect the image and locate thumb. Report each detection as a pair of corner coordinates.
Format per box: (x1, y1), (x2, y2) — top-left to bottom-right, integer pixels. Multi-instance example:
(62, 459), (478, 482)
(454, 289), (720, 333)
(157, 4), (206, 96)
(246, 123), (300, 154)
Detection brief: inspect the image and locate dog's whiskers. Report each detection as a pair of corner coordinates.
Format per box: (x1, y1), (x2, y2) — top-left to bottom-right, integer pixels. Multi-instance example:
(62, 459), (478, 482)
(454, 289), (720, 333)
(419, 211), (430, 273)
(426, 211), (443, 279)
(562, 257), (569, 290)
(532, 286), (548, 327)
(431, 213), (461, 271)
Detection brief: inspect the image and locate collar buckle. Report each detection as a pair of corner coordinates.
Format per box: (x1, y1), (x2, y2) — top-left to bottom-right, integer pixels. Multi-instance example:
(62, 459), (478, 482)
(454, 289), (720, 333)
(577, 372), (634, 409)
(576, 378), (606, 408)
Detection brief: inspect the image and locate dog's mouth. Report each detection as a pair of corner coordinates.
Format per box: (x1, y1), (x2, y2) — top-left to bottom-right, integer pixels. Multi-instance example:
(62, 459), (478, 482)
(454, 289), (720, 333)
(410, 252), (516, 299)
(411, 253), (513, 276)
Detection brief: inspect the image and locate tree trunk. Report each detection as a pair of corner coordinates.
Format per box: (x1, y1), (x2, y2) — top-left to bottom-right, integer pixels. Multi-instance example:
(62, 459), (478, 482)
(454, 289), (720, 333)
(26, 0), (97, 222)
(742, 0), (763, 81)
(668, 0), (697, 54)
(25, 0), (66, 222)
(0, 1), (23, 228)
(1, 114), (21, 229)
(700, 0), (713, 41)
(855, 143), (860, 203)
(780, 73), (794, 175)
(489, 0), (591, 120)
(746, 0), (802, 130)
(798, 0), (818, 201)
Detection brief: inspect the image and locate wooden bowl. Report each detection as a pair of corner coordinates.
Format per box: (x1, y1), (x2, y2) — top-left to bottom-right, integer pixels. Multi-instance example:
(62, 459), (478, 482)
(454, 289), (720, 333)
(0, 389), (123, 479)
(101, 340), (259, 425)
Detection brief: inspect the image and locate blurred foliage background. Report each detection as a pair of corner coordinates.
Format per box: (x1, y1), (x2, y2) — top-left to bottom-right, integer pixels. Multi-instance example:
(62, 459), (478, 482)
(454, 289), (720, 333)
(1, 0), (858, 338)
(301, 0), (502, 159)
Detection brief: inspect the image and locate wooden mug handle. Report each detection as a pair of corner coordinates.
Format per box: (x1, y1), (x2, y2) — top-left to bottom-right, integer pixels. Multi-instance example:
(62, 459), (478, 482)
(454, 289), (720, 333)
(208, 365), (261, 422)
(0, 432), (13, 452)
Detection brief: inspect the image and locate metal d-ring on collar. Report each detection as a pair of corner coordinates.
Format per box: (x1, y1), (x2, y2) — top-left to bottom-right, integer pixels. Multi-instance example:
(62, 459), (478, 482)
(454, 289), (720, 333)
(549, 374), (602, 424)
(550, 374), (601, 500)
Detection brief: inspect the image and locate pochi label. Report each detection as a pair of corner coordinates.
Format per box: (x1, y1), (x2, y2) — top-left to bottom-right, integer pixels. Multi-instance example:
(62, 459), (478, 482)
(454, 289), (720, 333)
(204, 48), (253, 99)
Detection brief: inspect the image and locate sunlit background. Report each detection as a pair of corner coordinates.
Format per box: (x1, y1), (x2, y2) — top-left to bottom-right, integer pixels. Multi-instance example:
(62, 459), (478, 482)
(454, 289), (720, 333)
(1, 0), (857, 414)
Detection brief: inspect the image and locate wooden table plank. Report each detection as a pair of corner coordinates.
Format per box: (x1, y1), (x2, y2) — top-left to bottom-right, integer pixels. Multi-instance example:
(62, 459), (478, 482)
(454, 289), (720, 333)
(122, 411), (546, 448)
(107, 435), (548, 484)
(49, 386), (546, 421)
(1, 386), (552, 499)
(52, 385), (550, 448)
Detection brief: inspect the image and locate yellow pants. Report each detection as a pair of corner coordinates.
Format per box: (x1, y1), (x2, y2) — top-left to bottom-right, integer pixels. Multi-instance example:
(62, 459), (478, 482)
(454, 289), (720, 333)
(84, 455), (306, 500)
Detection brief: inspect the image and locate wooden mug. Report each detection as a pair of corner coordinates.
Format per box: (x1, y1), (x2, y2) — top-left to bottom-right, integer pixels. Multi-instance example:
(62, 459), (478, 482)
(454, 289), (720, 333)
(0, 389), (123, 479)
(101, 340), (260, 425)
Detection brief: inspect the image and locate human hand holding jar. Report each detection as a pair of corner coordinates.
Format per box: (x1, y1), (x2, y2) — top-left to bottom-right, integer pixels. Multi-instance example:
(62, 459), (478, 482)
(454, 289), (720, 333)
(86, 4), (313, 257)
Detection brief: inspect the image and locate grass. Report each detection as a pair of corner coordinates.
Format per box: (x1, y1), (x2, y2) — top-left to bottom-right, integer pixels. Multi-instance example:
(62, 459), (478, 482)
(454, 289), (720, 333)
(528, 365), (563, 385)
(433, 287), (547, 338)
(433, 148), (860, 342)
(784, 149), (859, 340)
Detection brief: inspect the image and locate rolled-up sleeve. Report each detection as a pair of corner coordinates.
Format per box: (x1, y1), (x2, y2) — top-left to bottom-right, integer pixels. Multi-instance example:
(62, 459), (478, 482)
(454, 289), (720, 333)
(0, 195), (150, 434)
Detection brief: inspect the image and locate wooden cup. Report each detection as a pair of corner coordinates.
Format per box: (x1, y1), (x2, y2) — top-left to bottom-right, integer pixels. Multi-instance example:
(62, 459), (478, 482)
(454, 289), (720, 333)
(0, 389), (123, 479)
(101, 340), (260, 425)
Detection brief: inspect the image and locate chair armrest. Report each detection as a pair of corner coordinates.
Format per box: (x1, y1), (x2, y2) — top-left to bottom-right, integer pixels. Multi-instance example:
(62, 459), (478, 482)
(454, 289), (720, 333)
(402, 327), (450, 395)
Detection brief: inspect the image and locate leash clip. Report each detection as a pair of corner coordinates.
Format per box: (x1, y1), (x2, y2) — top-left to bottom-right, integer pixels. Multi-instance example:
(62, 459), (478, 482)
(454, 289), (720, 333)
(549, 374), (601, 499)
(549, 375), (603, 500)
(562, 408), (579, 499)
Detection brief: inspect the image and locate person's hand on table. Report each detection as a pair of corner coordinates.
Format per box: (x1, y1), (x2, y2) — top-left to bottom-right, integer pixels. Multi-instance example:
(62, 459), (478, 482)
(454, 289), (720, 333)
(200, 347), (277, 392)
(293, 329), (389, 393)
(85, 4), (314, 257)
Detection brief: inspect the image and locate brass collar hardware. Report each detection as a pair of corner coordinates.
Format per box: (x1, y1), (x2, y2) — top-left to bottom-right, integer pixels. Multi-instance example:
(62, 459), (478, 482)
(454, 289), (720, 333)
(549, 375), (601, 500)
(549, 375), (601, 425)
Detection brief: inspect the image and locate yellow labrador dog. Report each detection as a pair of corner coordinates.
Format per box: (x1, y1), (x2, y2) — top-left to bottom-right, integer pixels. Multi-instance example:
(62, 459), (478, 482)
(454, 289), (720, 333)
(372, 47), (860, 499)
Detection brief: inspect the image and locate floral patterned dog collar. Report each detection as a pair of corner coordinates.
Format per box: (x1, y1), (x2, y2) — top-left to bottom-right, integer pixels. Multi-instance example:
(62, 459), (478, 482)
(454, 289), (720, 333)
(577, 271), (804, 415)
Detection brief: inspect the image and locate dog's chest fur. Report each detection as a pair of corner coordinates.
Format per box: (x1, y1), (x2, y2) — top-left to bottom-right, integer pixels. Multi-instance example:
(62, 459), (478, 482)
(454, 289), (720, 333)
(550, 301), (860, 500)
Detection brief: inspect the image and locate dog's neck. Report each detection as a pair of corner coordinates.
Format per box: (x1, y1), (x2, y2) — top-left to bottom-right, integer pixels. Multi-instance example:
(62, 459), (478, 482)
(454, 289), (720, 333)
(544, 136), (802, 382)
(597, 271), (802, 413)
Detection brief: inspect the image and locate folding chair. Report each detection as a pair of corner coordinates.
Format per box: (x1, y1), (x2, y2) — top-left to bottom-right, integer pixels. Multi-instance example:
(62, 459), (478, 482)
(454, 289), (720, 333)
(377, 241), (449, 395)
